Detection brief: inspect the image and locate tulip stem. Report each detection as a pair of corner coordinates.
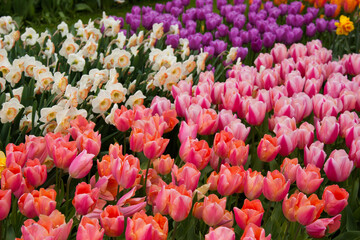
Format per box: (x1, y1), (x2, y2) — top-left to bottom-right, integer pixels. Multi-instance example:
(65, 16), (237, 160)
(294, 223), (301, 240)
(143, 158), (152, 200)
(66, 176), (72, 201)
(172, 221), (178, 240)
(282, 220), (290, 240)
(264, 201), (273, 222)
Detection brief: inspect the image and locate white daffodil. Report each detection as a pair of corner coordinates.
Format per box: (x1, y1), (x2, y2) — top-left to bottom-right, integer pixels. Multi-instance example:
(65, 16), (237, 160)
(0, 98), (24, 123)
(21, 27), (39, 46)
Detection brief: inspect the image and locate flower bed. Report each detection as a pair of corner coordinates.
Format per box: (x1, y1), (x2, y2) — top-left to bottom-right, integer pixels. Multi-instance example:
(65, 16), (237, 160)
(0, 0), (360, 239)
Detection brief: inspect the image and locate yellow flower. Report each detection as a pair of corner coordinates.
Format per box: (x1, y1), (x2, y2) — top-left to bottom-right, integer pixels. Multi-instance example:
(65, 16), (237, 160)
(0, 151), (6, 179)
(335, 15), (355, 36)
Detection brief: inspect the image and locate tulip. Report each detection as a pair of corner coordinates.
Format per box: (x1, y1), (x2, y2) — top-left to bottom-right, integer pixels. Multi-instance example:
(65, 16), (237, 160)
(72, 182), (100, 215)
(196, 194), (228, 227)
(234, 199), (264, 230)
(224, 119), (250, 142)
(152, 154), (174, 175)
(178, 121), (198, 143)
(345, 124), (360, 148)
(197, 108), (218, 135)
(179, 137), (212, 170)
(205, 227), (235, 240)
(246, 100), (266, 126)
(271, 43), (288, 64)
(76, 130), (101, 157)
(296, 164), (323, 194)
(297, 122), (314, 149)
(51, 140), (77, 171)
(257, 134), (281, 162)
(18, 188), (57, 218)
(5, 143), (27, 167)
(213, 131), (234, 159)
(217, 164), (245, 196)
(0, 189), (11, 220)
(280, 158), (300, 184)
(349, 138), (360, 168)
(143, 137), (169, 160)
(172, 163), (200, 192)
(241, 223), (271, 240)
(244, 169), (264, 200)
(227, 139), (249, 167)
(316, 116), (339, 144)
(1, 163), (22, 192)
(25, 135), (48, 164)
(100, 205), (124, 237)
(324, 150), (353, 182)
(283, 191), (325, 225)
(23, 159), (47, 187)
(206, 171), (219, 191)
(263, 170), (290, 202)
(113, 105), (134, 132)
(304, 141), (326, 169)
(277, 131), (298, 157)
(126, 210), (168, 240)
(254, 53), (273, 71)
(175, 93), (192, 118)
(306, 215), (341, 238)
(339, 111), (359, 137)
(112, 155), (140, 189)
(77, 217), (104, 240)
(312, 94), (343, 120)
(69, 150), (94, 179)
(322, 185), (349, 216)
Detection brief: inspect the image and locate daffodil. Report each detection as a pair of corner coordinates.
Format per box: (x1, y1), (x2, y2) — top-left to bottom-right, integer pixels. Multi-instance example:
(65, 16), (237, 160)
(0, 151), (6, 179)
(335, 15), (355, 36)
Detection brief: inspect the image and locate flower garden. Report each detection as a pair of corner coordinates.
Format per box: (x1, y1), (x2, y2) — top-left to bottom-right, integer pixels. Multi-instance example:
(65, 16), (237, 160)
(0, 0), (360, 239)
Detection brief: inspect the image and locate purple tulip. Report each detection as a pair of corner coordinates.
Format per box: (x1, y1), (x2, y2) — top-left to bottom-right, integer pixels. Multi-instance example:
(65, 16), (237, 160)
(307, 7), (319, 18)
(166, 34), (180, 49)
(256, 20), (267, 33)
(279, 4), (288, 15)
(316, 18), (328, 33)
(328, 19), (338, 32)
(234, 0), (244, 4)
(130, 17), (141, 31)
(293, 27), (303, 42)
(249, 28), (260, 41)
(234, 15), (246, 29)
(186, 20), (197, 29)
(217, 24), (229, 38)
(264, 2), (274, 12)
(233, 4), (246, 14)
(288, 1), (302, 15)
(142, 14), (154, 30)
(249, 3), (260, 13)
(240, 31), (250, 44)
(188, 34), (202, 50)
(226, 11), (237, 23)
(229, 27), (239, 41)
(286, 14), (296, 26)
(248, 12), (257, 25)
(246, 23), (253, 30)
(232, 37), (243, 47)
(306, 23), (317, 37)
(155, 4), (164, 13)
(238, 47), (248, 60)
(217, 0), (228, 10)
(165, 2), (173, 12)
(182, 0), (190, 6)
(131, 6), (141, 15)
(284, 31), (295, 45)
(258, 10), (267, 20)
(171, 7), (183, 18)
(263, 32), (276, 48)
(196, 0), (205, 8)
(196, 8), (206, 20)
(180, 28), (189, 38)
(324, 4), (337, 18)
(202, 32), (213, 46)
(251, 38), (262, 53)
(304, 13), (314, 25)
(210, 40), (228, 55)
(204, 46), (215, 56)
(173, 0), (183, 8)
(268, 8), (281, 19)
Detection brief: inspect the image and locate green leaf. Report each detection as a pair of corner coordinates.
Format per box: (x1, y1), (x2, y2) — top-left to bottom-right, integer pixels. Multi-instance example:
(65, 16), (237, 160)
(333, 231), (360, 240)
(346, 206), (359, 232)
(74, 3), (93, 12)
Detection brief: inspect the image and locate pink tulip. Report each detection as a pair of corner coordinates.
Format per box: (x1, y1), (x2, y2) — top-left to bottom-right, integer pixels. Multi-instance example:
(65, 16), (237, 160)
(152, 154), (174, 175)
(217, 164), (245, 196)
(25, 135), (48, 164)
(296, 164), (323, 194)
(254, 53), (273, 71)
(217, 109), (237, 131)
(322, 185), (349, 216)
(305, 64), (323, 81)
(285, 71), (305, 97)
(150, 96), (171, 116)
(325, 62), (345, 78)
(175, 93), (191, 118)
(227, 139), (249, 167)
(213, 131), (233, 159)
(257, 134), (281, 162)
(0, 189), (11, 220)
(224, 119), (250, 142)
(280, 158), (300, 184)
(196, 108), (218, 135)
(256, 89), (272, 112)
(345, 124), (360, 148)
(304, 78), (322, 97)
(143, 137), (169, 160)
(324, 150), (353, 182)
(257, 69), (279, 90)
(194, 194), (228, 227)
(69, 150), (94, 179)
(339, 111), (359, 137)
(312, 94), (343, 120)
(5, 143), (27, 167)
(112, 155), (140, 189)
(263, 170), (290, 202)
(18, 188), (57, 218)
(297, 122), (314, 149)
(234, 199), (264, 230)
(172, 80), (192, 99)
(240, 223), (271, 240)
(178, 121), (198, 143)
(306, 215), (341, 239)
(114, 105), (134, 132)
(1, 163), (22, 193)
(77, 217), (104, 240)
(246, 100), (266, 126)
(344, 54), (360, 75)
(277, 131), (297, 157)
(244, 169), (264, 200)
(349, 138), (360, 168)
(289, 43), (307, 63)
(172, 163), (200, 192)
(100, 205), (124, 237)
(306, 40), (322, 55)
(179, 137), (212, 170)
(76, 130), (101, 157)
(324, 78), (345, 98)
(72, 182), (100, 215)
(205, 227), (235, 240)
(316, 116), (339, 144)
(271, 43), (288, 64)
(23, 159), (47, 187)
(52, 140), (78, 171)
(304, 141), (326, 168)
